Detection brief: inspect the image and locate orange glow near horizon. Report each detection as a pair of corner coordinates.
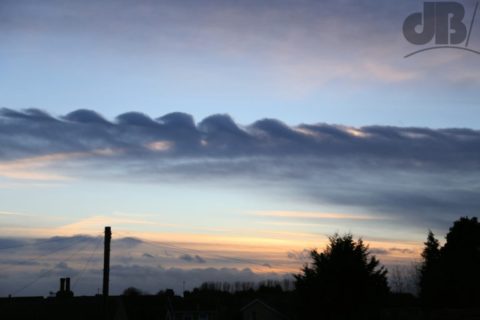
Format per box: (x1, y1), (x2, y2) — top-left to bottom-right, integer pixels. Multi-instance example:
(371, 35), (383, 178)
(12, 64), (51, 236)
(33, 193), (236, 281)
(0, 212), (421, 275)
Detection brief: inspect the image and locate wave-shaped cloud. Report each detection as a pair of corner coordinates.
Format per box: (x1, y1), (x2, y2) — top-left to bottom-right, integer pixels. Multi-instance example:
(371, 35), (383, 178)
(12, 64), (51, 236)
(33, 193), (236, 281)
(2, 108), (479, 164)
(1, 108), (479, 228)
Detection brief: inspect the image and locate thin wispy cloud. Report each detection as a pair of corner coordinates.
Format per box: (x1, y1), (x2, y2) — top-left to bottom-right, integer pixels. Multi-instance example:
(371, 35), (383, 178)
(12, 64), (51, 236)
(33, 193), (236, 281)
(53, 216), (176, 236)
(0, 149), (120, 181)
(0, 153), (74, 180)
(0, 210), (31, 216)
(251, 211), (384, 221)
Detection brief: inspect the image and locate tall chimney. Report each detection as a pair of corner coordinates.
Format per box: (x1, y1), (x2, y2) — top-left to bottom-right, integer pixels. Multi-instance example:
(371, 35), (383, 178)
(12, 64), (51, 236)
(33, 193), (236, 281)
(60, 278), (65, 292)
(56, 277), (68, 298)
(65, 277), (71, 292)
(102, 226), (112, 297)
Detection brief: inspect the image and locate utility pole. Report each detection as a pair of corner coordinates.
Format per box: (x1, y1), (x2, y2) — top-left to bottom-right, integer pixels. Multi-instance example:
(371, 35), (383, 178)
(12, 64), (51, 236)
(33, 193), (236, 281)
(103, 226), (112, 297)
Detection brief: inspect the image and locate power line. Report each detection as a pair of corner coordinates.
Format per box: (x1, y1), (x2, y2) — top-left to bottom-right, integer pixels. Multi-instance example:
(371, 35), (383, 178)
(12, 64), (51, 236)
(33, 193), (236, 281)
(0, 234), (102, 273)
(10, 236), (102, 296)
(71, 236), (103, 290)
(0, 235), (92, 251)
(141, 239), (275, 269)
(114, 231), (278, 268)
(98, 231), (289, 270)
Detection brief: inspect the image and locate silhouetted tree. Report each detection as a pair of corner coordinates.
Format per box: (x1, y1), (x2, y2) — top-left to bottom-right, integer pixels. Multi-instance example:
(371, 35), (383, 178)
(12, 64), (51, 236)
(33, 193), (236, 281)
(122, 287), (143, 296)
(440, 217), (480, 307)
(419, 217), (480, 307)
(294, 233), (389, 319)
(258, 280), (283, 294)
(390, 266), (406, 293)
(387, 264), (420, 296)
(419, 230), (441, 305)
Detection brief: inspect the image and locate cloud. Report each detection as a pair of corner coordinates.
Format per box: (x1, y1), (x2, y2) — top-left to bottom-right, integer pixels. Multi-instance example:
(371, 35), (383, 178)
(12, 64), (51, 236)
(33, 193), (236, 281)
(146, 141), (173, 152)
(0, 153), (77, 180)
(52, 216), (170, 236)
(0, 235), (289, 297)
(0, 238), (28, 250)
(388, 247), (415, 255)
(179, 254), (207, 264)
(253, 211), (382, 221)
(0, 210), (31, 217)
(0, 233), (311, 279)
(0, 234), (421, 299)
(23, 235), (99, 252)
(55, 261), (73, 272)
(2, 0), (478, 125)
(1, 108), (479, 229)
(107, 265), (286, 296)
(0, 259), (43, 266)
(2, 108), (479, 167)
(370, 248), (390, 255)
(115, 237), (143, 248)
(63, 109), (111, 125)
(286, 249), (311, 261)
(0, 263), (287, 297)
(363, 62), (418, 82)
(370, 247), (416, 256)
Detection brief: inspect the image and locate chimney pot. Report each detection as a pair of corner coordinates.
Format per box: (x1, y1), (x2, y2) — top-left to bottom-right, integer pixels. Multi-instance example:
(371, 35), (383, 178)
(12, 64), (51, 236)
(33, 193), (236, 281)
(60, 278), (66, 292)
(65, 277), (71, 292)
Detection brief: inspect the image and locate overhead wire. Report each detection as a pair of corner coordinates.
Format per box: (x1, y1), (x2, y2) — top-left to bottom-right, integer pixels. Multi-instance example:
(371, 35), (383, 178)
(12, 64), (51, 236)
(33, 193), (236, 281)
(0, 235), (93, 251)
(10, 235), (102, 296)
(113, 230), (278, 269)
(140, 238), (276, 269)
(71, 236), (103, 290)
(0, 234), (103, 273)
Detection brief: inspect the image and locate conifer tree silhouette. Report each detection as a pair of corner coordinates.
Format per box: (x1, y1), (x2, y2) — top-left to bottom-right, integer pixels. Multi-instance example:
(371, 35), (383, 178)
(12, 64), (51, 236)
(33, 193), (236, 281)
(294, 233), (389, 319)
(419, 217), (480, 307)
(419, 230), (441, 305)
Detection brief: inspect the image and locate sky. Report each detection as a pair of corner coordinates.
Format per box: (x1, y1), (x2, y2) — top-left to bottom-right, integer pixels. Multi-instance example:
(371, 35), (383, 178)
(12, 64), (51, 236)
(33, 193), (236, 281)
(0, 0), (479, 296)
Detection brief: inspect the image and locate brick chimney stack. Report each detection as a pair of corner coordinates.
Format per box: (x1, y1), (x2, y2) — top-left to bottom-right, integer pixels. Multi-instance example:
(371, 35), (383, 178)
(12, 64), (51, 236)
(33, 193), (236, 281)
(65, 277), (71, 292)
(56, 277), (74, 298)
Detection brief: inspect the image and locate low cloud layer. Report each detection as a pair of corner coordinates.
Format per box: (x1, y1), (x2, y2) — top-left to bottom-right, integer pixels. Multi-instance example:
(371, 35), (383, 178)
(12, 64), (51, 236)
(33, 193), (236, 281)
(0, 235), (420, 297)
(1, 108), (479, 229)
(179, 254), (206, 264)
(0, 235), (290, 297)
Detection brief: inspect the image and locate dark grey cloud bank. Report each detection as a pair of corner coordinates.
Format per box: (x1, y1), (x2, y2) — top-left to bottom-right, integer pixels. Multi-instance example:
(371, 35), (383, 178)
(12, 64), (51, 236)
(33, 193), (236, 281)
(1, 108), (479, 228)
(0, 236), (287, 297)
(2, 108), (479, 164)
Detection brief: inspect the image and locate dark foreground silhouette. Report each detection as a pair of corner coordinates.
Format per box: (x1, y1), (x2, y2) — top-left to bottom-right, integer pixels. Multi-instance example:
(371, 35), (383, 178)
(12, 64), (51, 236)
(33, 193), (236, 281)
(2, 284), (479, 320)
(419, 217), (480, 308)
(295, 233), (390, 319)
(0, 285), (420, 320)
(1, 217), (479, 320)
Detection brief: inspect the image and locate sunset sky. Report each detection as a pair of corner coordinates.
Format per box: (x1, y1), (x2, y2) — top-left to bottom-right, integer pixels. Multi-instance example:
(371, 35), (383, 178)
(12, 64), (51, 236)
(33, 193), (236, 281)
(1, 0), (479, 296)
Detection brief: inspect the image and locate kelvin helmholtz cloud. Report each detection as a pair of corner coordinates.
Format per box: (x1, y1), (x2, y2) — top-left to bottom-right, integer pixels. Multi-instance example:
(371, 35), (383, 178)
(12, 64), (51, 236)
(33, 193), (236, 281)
(1, 108), (479, 229)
